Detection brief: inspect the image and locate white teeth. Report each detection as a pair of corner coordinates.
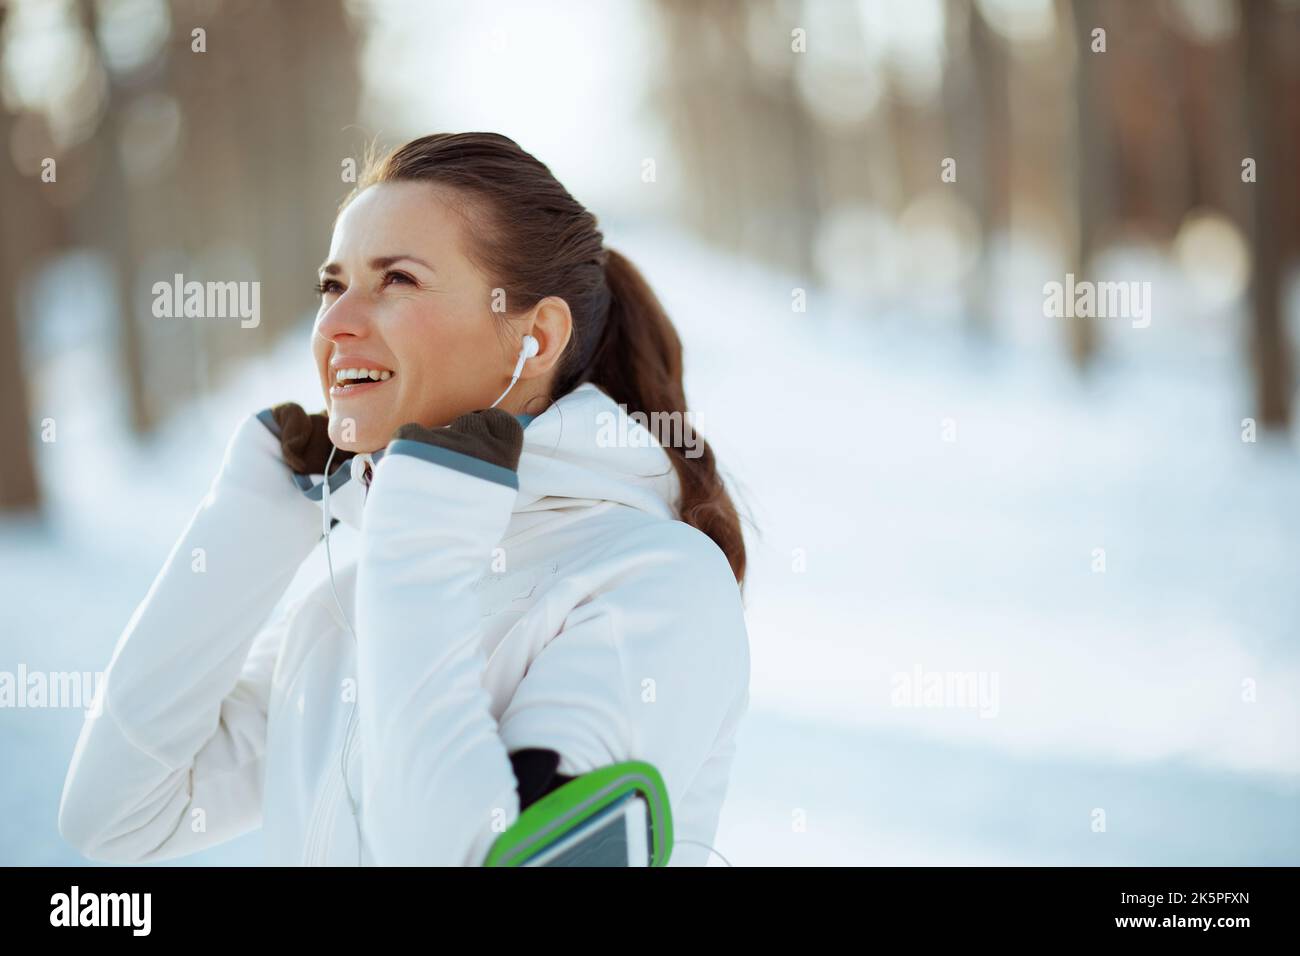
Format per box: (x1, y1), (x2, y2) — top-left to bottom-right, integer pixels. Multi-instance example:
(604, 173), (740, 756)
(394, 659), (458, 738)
(334, 367), (392, 385)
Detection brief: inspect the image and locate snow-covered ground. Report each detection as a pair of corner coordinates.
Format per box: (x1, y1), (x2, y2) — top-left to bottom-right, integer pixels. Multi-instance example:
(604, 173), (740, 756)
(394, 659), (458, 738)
(2, 224), (1297, 866)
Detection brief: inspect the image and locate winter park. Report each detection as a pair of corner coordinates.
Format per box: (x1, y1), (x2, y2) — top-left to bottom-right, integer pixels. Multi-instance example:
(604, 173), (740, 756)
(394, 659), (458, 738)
(0, 0), (1297, 880)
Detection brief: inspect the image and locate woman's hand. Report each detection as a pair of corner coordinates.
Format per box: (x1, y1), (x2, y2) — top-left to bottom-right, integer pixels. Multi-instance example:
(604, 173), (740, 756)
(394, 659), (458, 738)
(390, 407), (524, 472)
(268, 402), (355, 476)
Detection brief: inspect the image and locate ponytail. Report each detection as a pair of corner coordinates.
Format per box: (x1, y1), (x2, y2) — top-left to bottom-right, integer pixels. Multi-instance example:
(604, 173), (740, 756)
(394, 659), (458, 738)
(584, 248), (748, 589)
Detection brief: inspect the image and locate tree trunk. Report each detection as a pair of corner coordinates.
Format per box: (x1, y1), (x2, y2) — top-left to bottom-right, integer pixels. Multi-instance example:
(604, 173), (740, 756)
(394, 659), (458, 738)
(0, 9), (41, 512)
(1241, 0), (1294, 429)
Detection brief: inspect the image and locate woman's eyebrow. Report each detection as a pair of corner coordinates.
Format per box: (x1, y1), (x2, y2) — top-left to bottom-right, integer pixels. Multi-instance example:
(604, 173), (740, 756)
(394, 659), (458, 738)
(318, 255), (436, 275)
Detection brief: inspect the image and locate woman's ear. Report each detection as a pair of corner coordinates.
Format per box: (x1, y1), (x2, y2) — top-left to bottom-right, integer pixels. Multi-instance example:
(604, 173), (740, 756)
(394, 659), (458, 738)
(519, 296), (573, 379)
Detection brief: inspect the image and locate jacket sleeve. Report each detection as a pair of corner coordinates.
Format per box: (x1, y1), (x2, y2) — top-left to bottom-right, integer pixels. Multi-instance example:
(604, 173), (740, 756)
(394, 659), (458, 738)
(353, 441), (750, 866)
(57, 412), (323, 862)
(495, 520), (751, 863)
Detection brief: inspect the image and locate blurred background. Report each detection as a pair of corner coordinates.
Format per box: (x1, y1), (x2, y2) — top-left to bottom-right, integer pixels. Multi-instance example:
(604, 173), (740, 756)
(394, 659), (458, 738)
(2, 0), (1297, 865)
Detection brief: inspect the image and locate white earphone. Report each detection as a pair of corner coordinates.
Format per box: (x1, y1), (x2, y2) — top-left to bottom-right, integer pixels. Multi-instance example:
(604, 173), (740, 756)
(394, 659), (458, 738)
(488, 333), (539, 409)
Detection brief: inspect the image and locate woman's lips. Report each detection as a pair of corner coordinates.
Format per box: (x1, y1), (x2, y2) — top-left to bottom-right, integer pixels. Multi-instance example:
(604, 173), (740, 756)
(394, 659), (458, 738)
(329, 375), (394, 398)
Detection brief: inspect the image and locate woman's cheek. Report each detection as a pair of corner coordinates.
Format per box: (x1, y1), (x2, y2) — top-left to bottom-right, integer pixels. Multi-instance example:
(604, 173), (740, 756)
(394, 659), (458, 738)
(395, 378), (433, 430)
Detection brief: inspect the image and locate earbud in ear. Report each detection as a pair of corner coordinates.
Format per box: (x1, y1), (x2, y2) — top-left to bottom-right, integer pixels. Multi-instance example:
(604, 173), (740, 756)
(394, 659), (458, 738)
(488, 334), (541, 409)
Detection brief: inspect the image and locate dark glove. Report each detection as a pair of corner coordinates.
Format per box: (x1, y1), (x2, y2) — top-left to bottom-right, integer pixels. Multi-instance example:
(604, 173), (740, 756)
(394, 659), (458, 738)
(392, 408), (524, 472)
(269, 402), (355, 476)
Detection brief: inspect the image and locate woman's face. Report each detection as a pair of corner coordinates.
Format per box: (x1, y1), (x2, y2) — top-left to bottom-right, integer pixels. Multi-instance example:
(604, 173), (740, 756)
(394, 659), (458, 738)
(312, 181), (518, 452)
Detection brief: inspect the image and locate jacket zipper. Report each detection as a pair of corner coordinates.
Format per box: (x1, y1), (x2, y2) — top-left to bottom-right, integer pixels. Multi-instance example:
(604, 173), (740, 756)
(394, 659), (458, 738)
(305, 458), (370, 865)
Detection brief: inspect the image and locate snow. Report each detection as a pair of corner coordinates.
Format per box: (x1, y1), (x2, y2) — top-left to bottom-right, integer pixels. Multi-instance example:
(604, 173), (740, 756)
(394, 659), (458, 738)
(2, 224), (1297, 866)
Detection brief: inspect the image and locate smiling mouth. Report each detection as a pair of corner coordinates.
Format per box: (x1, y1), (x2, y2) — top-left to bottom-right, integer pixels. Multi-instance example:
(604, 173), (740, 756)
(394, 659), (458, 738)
(330, 367), (395, 396)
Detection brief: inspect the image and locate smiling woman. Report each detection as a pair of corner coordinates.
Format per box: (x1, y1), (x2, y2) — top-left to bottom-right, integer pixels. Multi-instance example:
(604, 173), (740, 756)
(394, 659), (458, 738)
(58, 131), (752, 868)
(308, 179), (545, 450)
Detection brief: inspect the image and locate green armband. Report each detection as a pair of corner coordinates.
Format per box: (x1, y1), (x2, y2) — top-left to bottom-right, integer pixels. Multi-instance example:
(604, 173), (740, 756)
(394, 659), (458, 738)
(485, 760), (673, 867)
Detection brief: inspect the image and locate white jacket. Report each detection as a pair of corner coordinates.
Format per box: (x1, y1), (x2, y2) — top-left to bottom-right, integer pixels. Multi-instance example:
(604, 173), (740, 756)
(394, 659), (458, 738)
(58, 382), (750, 866)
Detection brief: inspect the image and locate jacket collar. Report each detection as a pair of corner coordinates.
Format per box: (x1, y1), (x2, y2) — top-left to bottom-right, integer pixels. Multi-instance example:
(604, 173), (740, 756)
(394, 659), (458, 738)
(293, 384), (681, 534)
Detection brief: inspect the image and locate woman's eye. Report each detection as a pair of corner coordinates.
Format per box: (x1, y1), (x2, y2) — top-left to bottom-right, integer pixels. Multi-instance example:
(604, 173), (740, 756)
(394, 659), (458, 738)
(314, 272), (412, 297)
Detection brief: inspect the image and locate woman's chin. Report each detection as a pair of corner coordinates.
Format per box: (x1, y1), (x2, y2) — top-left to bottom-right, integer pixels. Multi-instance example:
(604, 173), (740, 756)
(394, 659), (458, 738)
(328, 420), (389, 455)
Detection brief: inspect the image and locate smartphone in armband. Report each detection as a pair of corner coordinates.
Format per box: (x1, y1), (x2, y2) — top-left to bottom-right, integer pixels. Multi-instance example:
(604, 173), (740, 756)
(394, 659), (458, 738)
(484, 760), (672, 867)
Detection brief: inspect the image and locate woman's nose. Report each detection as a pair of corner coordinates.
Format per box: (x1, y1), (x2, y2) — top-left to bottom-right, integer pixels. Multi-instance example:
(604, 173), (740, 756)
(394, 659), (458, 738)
(315, 290), (371, 341)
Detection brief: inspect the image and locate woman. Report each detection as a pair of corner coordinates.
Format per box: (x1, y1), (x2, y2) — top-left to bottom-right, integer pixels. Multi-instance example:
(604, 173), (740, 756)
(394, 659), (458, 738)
(58, 132), (751, 866)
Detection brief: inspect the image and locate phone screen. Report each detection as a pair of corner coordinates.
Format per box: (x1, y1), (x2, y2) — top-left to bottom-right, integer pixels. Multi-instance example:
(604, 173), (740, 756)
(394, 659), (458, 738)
(523, 793), (651, 866)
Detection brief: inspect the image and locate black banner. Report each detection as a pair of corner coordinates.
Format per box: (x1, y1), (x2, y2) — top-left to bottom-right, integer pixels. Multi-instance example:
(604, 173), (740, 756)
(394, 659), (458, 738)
(0, 866), (1285, 941)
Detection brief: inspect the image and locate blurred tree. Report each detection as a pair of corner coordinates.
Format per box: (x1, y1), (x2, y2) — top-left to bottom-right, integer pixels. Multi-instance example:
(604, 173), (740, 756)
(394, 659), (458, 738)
(0, 136), (41, 513)
(654, 0), (822, 277)
(0, 5), (52, 513)
(1173, 2), (1249, 224)
(1065, 0), (1113, 369)
(74, 0), (154, 433)
(1103, 1), (1190, 236)
(1241, 0), (1295, 428)
(942, 0), (1010, 338)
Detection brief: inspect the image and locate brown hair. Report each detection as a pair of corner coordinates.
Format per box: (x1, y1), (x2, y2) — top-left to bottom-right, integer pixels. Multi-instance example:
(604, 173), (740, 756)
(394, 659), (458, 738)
(346, 132), (747, 588)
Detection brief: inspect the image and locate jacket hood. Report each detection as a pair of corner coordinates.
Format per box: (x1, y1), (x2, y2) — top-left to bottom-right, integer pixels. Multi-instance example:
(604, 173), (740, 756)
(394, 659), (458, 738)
(301, 382), (682, 535)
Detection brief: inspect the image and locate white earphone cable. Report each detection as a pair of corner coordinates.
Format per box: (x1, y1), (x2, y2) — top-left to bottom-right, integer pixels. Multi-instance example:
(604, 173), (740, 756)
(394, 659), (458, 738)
(672, 838), (734, 866)
(321, 443), (364, 865)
